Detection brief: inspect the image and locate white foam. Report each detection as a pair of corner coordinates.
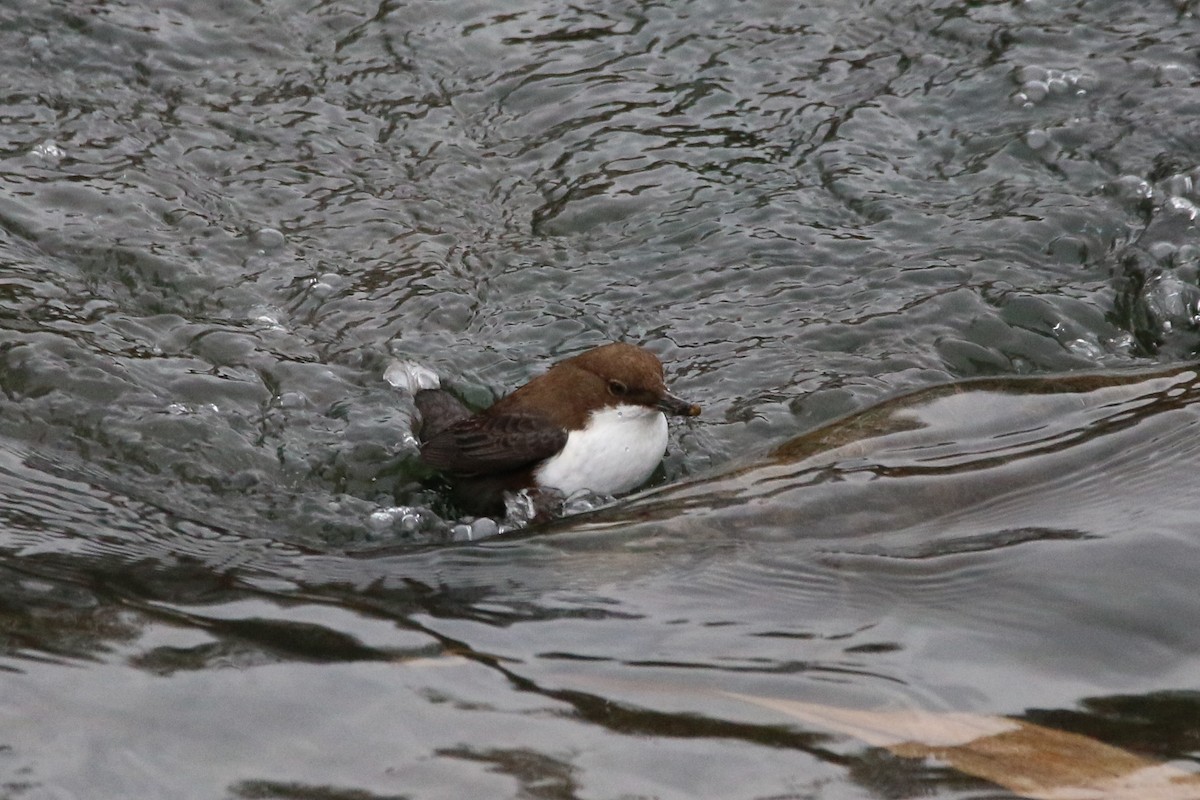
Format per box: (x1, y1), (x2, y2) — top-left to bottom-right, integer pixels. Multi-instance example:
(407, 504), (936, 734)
(384, 359), (441, 394)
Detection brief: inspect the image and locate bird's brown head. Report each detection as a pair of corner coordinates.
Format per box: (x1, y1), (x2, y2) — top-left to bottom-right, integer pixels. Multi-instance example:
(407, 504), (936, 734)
(488, 342), (701, 429)
(566, 342), (701, 418)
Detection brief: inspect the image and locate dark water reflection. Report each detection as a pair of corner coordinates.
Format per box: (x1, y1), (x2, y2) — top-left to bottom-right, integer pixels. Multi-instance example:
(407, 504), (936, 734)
(4, 0), (1200, 796)
(6, 366), (1200, 797)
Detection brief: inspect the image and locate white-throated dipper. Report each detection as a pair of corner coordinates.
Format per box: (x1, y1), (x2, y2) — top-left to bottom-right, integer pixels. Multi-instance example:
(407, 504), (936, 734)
(413, 342), (700, 515)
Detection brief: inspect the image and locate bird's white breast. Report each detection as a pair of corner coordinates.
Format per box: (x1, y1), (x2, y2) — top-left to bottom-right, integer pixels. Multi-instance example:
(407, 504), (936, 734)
(534, 404), (668, 497)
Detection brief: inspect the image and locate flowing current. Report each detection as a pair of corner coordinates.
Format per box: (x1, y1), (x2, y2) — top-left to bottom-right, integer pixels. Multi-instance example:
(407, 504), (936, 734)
(3, 0), (1200, 797)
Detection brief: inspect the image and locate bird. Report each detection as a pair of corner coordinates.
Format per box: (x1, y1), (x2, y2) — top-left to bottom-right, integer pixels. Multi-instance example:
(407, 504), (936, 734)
(411, 342), (700, 516)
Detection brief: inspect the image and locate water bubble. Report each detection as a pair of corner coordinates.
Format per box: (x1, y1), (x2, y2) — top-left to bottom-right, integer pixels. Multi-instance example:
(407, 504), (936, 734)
(1014, 65), (1049, 84)
(1109, 331), (1136, 352)
(1149, 241), (1178, 263)
(1072, 72), (1097, 93)
(164, 402), (221, 416)
(1176, 244), (1200, 269)
(368, 508), (401, 532)
(1165, 196), (1200, 220)
(1157, 63), (1192, 86)
(1012, 67), (1095, 99)
(450, 523), (474, 542)
(31, 141), (64, 161)
(250, 305), (285, 330)
(1064, 338), (1105, 359)
(250, 227), (285, 250)
(1106, 175), (1153, 202)
(228, 470), (263, 492)
(309, 278), (336, 299)
(1024, 129), (1051, 150)
(560, 491), (603, 516)
(384, 359), (441, 393)
(1010, 91), (1032, 108)
(1141, 272), (1200, 330)
(279, 391), (306, 409)
(1049, 235), (1088, 264)
(504, 490), (539, 527)
(1021, 80), (1048, 103)
(470, 517), (499, 540)
(1161, 174), (1193, 198)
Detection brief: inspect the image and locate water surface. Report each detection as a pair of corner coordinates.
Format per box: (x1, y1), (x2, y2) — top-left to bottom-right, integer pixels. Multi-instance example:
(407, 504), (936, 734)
(3, 0), (1200, 797)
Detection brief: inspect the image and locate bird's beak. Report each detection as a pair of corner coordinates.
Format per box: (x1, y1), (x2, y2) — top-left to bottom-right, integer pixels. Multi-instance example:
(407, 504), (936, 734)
(658, 390), (701, 417)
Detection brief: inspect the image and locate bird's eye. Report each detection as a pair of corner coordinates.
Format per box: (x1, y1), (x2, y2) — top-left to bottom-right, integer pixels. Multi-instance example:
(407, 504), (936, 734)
(608, 379), (628, 396)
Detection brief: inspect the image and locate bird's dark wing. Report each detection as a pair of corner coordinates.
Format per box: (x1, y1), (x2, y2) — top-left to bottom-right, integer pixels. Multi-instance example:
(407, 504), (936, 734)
(413, 389), (473, 442)
(418, 412), (568, 476)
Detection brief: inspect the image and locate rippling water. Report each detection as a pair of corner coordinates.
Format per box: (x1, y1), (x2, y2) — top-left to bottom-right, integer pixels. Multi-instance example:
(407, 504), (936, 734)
(3, 0), (1200, 797)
